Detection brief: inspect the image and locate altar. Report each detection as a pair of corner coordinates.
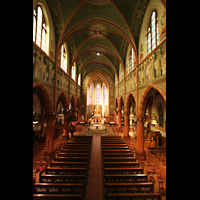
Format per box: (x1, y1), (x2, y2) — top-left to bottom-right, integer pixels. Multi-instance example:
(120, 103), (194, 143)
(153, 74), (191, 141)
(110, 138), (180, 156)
(90, 116), (105, 124)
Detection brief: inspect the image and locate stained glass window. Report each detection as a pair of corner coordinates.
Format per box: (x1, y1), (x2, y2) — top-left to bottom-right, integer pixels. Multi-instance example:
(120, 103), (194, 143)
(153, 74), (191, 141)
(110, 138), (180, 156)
(33, 10), (36, 42)
(96, 85), (100, 104)
(61, 45), (67, 72)
(129, 48), (134, 72)
(90, 85), (93, 104)
(72, 63), (76, 81)
(147, 10), (158, 54)
(33, 5), (47, 53)
(78, 74), (81, 86)
(103, 85), (106, 105)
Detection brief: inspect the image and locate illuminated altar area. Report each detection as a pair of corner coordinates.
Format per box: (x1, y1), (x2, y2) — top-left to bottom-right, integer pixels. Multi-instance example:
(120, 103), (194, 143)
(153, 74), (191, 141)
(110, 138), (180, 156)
(86, 77), (109, 122)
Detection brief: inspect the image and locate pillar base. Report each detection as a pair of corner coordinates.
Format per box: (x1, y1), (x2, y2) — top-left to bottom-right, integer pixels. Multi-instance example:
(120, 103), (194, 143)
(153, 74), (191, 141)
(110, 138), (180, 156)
(44, 150), (55, 160)
(135, 150), (146, 161)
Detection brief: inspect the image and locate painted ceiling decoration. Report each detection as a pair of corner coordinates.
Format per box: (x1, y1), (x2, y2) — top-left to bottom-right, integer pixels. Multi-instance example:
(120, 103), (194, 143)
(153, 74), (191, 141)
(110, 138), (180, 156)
(86, 0), (110, 6)
(45, 0), (165, 85)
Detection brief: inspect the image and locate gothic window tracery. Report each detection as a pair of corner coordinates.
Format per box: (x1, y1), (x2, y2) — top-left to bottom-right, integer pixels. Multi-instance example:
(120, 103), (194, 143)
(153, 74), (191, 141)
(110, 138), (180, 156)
(147, 10), (158, 54)
(33, 5), (47, 53)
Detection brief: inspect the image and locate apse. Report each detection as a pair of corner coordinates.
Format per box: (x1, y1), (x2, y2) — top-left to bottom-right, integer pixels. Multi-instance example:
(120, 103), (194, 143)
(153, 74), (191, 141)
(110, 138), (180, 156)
(86, 73), (109, 120)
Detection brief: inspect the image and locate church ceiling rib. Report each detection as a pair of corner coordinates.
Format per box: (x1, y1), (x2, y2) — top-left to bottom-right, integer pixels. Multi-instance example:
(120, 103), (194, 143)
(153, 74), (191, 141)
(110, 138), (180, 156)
(46, 0), (155, 86)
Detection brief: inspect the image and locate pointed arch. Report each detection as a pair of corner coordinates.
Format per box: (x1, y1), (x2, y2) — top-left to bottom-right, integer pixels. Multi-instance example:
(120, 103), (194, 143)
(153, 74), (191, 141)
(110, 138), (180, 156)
(33, 82), (53, 116)
(114, 98), (118, 110)
(56, 91), (68, 113)
(88, 71), (109, 87)
(139, 83), (166, 116)
(119, 96), (124, 110)
(125, 92), (137, 112)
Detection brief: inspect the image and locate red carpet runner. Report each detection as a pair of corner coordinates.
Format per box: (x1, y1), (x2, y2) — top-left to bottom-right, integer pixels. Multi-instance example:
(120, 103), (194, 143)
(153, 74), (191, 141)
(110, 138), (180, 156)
(85, 133), (103, 200)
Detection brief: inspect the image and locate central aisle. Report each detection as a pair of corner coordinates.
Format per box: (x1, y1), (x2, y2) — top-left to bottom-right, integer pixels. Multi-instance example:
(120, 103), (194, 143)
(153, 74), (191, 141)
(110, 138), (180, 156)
(85, 133), (103, 200)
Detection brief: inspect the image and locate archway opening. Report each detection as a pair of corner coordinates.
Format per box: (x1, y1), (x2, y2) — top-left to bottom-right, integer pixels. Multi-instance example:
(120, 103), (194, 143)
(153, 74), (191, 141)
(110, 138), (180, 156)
(141, 87), (166, 134)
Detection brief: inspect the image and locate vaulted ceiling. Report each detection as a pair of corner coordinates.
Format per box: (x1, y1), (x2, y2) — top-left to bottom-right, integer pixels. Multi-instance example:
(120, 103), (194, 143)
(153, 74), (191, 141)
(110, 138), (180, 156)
(46, 0), (152, 83)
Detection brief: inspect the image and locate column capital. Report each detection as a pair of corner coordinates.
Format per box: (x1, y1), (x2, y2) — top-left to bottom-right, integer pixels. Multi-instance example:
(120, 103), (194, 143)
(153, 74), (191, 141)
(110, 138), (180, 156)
(136, 114), (146, 122)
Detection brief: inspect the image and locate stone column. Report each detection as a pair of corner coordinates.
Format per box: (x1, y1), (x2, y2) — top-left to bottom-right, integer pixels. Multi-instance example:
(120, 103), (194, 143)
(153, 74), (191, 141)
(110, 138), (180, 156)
(63, 110), (69, 139)
(114, 110), (117, 124)
(136, 114), (146, 160)
(118, 109), (121, 128)
(41, 106), (45, 136)
(44, 113), (56, 159)
(124, 111), (130, 138)
(77, 109), (81, 123)
(147, 105), (151, 138)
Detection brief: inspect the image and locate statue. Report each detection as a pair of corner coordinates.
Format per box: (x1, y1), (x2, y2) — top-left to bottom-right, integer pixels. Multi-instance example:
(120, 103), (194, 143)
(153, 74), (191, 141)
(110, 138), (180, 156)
(33, 51), (40, 77)
(155, 49), (161, 77)
(161, 51), (166, 75)
(149, 55), (155, 81)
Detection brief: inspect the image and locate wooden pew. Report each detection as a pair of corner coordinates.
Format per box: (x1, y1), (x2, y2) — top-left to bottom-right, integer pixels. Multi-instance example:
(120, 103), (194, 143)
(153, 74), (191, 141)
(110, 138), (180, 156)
(102, 146), (129, 149)
(104, 174), (148, 183)
(102, 150), (131, 153)
(101, 136), (121, 139)
(50, 161), (88, 168)
(34, 183), (83, 194)
(103, 153), (133, 157)
(54, 156), (89, 162)
(105, 193), (162, 200)
(74, 139), (92, 143)
(34, 136), (92, 200)
(62, 145), (91, 149)
(33, 193), (82, 200)
(104, 182), (154, 194)
(148, 146), (166, 156)
(46, 166), (86, 175)
(101, 140), (125, 144)
(74, 136), (92, 138)
(60, 149), (90, 153)
(101, 139), (124, 143)
(64, 143), (91, 147)
(103, 162), (139, 168)
(103, 157), (137, 162)
(58, 153), (89, 157)
(67, 141), (91, 144)
(74, 136), (92, 141)
(104, 167), (143, 174)
(40, 174), (85, 183)
(102, 144), (127, 146)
